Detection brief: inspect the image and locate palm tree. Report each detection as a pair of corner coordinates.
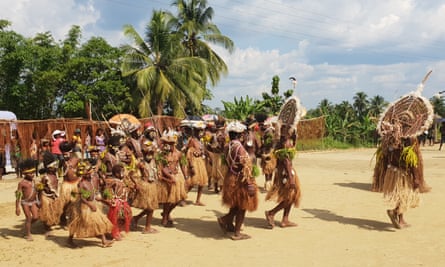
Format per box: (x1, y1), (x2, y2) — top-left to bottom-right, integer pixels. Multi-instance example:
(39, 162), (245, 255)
(430, 95), (445, 118)
(368, 95), (388, 118)
(353, 91), (369, 120)
(172, 0), (234, 86)
(318, 98), (333, 115)
(121, 10), (208, 117)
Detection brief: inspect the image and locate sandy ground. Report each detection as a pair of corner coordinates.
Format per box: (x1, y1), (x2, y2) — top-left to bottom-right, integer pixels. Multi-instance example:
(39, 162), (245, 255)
(1, 146), (445, 267)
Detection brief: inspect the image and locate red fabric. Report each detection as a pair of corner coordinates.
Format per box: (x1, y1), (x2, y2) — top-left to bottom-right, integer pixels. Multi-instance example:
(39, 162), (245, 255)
(51, 137), (64, 155)
(107, 198), (132, 239)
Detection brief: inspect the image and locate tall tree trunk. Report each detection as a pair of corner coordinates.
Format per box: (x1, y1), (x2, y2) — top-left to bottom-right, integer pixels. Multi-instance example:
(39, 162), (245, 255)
(156, 101), (164, 115)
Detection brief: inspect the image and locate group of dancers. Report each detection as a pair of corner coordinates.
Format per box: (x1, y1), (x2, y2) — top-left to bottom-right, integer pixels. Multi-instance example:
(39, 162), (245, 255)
(14, 106), (304, 246)
(14, 83), (434, 246)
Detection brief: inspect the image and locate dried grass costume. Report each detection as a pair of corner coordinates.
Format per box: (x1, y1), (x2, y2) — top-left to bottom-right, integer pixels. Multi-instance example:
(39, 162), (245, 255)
(265, 149), (301, 207)
(186, 136), (208, 186)
(38, 172), (62, 226)
(265, 96), (304, 208)
(130, 159), (159, 211)
(222, 139), (258, 212)
(260, 127), (277, 178)
(157, 144), (187, 204)
(372, 73), (433, 216)
(68, 182), (113, 238)
(207, 131), (228, 188)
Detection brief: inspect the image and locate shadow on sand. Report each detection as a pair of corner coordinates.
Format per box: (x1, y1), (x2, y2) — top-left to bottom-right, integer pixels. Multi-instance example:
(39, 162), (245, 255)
(333, 182), (373, 192)
(302, 208), (395, 232)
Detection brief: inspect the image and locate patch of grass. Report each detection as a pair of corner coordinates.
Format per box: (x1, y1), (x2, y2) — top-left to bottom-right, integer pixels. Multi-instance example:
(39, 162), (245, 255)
(296, 137), (374, 151)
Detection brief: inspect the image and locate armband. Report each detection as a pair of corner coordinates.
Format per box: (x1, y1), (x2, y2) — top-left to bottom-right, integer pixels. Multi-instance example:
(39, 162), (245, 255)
(79, 188), (92, 199)
(102, 188), (112, 200)
(15, 190), (23, 200)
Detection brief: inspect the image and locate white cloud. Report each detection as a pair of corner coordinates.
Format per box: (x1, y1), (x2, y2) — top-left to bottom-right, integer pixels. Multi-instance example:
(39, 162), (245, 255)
(2, 0), (445, 112)
(0, 0), (100, 42)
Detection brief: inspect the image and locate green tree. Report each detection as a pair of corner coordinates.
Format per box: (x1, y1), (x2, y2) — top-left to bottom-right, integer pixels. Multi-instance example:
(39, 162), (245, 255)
(261, 75), (293, 115)
(221, 95), (265, 121)
(0, 21), (27, 113)
(121, 10), (209, 117)
(172, 0), (234, 114)
(368, 95), (387, 118)
(20, 32), (62, 119)
(431, 95), (445, 118)
(60, 36), (132, 119)
(352, 91), (369, 120)
(307, 98), (333, 118)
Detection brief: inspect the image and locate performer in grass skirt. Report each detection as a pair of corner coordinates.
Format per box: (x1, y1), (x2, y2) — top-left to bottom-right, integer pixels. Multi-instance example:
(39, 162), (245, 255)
(206, 125), (228, 194)
(130, 140), (160, 234)
(157, 130), (188, 228)
(37, 152), (62, 236)
(265, 96), (304, 229)
(259, 123), (277, 191)
(186, 121), (208, 206)
(103, 164), (132, 241)
(265, 125), (301, 229)
(372, 72), (434, 229)
(217, 121), (258, 241)
(58, 143), (80, 228)
(67, 160), (113, 248)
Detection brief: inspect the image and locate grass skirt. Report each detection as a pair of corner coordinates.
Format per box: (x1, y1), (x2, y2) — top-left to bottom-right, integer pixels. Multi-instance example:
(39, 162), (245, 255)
(221, 172), (258, 212)
(261, 154), (277, 176)
(382, 165), (420, 214)
(265, 169), (302, 207)
(188, 149), (209, 186)
(157, 172), (187, 204)
(59, 180), (79, 208)
(209, 152), (227, 186)
(68, 199), (113, 238)
(39, 194), (62, 226)
(131, 179), (159, 210)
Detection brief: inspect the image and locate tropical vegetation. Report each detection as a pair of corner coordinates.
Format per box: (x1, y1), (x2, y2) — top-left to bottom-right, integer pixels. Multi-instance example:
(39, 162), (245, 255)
(1, 0), (445, 149)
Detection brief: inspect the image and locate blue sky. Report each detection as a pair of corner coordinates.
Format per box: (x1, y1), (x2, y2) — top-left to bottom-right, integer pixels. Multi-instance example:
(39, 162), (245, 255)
(2, 0), (445, 110)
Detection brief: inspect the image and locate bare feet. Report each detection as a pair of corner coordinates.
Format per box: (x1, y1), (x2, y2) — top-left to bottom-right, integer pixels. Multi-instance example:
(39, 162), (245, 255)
(387, 209), (401, 229)
(142, 228), (159, 234)
(24, 235), (33, 241)
(102, 240), (114, 248)
(231, 233), (251, 241)
(400, 222), (411, 228)
(280, 221), (298, 228)
(399, 217), (411, 228)
(265, 211), (275, 229)
(44, 231), (54, 238)
(194, 201), (205, 206)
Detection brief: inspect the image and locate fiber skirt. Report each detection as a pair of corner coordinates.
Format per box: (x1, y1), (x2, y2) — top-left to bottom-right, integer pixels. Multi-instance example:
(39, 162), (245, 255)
(221, 172), (258, 212)
(68, 199), (113, 238)
(265, 169), (301, 207)
(382, 166), (420, 214)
